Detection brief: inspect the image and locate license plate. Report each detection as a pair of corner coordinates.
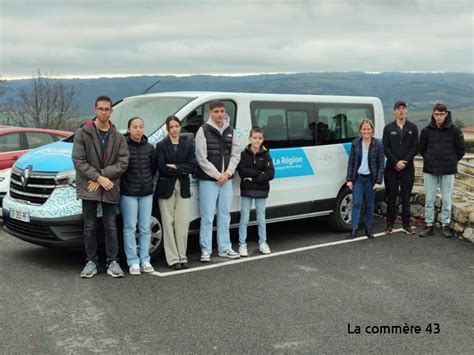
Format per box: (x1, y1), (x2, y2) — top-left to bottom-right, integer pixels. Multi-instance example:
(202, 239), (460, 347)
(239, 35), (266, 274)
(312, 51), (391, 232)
(10, 208), (30, 222)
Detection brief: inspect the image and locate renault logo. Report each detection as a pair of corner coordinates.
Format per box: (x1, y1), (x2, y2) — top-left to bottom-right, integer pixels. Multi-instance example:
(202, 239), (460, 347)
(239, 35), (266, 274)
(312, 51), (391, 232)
(20, 166), (32, 188)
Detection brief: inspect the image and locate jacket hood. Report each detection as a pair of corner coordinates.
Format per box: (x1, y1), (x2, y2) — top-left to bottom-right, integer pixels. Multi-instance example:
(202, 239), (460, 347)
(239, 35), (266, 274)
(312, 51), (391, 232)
(429, 111), (453, 129)
(81, 118), (117, 136)
(125, 133), (149, 145)
(245, 144), (268, 155)
(206, 114), (231, 132)
(84, 118), (112, 127)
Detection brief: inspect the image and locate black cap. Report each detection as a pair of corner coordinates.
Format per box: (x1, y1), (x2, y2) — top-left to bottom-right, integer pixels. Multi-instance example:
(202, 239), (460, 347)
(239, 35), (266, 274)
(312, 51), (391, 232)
(394, 101), (407, 110)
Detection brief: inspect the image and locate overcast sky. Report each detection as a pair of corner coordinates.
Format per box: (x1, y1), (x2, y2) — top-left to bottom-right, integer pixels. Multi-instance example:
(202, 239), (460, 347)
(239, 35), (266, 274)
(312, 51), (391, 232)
(1, 0), (473, 79)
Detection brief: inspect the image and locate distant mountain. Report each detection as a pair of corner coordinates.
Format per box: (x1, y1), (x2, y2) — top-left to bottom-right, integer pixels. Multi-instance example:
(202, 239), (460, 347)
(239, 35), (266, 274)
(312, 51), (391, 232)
(2, 72), (473, 117)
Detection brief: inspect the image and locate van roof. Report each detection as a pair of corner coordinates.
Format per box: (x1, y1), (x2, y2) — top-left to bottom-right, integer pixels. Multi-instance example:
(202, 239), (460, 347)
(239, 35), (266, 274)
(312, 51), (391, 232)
(125, 91), (381, 103)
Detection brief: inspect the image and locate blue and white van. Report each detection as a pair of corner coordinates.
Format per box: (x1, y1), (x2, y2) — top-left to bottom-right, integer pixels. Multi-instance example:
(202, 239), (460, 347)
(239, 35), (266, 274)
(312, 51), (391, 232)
(3, 92), (384, 258)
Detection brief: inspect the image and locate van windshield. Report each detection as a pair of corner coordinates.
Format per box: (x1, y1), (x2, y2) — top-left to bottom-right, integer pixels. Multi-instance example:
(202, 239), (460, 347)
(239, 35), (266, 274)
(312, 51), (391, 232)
(111, 96), (195, 136)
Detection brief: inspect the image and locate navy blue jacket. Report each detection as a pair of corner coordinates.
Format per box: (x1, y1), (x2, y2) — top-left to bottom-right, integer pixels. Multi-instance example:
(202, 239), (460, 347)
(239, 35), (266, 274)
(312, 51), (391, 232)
(419, 112), (465, 175)
(155, 136), (196, 199)
(346, 137), (384, 185)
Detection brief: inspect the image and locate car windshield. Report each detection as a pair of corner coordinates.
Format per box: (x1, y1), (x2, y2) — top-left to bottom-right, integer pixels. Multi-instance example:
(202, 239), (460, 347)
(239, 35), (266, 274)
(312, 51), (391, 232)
(111, 96), (195, 136)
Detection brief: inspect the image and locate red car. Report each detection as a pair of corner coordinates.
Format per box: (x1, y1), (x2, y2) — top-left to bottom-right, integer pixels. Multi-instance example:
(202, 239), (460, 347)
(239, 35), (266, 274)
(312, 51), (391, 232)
(0, 126), (72, 170)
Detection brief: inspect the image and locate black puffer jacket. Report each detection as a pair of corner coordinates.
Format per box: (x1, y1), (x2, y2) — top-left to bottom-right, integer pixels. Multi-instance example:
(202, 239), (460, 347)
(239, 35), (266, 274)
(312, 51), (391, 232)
(238, 145), (275, 198)
(419, 112), (465, 175)
(121, 134), (157, 196)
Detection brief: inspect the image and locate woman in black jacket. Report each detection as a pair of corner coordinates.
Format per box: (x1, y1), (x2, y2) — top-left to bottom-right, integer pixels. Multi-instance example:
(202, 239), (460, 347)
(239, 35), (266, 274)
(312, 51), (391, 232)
(156, 116), (196, 270)
(237, 127), (275, 257)
(120, 117), (157, 275)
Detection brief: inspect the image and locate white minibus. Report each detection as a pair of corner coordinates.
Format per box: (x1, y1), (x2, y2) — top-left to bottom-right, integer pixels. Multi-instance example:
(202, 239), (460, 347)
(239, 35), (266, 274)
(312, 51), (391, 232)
(3, 92), (384, 258)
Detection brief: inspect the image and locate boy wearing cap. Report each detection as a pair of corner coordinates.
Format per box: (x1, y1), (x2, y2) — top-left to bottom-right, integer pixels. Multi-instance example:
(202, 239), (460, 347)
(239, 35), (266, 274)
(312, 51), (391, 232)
(419, 103), (465, 238)
(382, 101), (419, 234)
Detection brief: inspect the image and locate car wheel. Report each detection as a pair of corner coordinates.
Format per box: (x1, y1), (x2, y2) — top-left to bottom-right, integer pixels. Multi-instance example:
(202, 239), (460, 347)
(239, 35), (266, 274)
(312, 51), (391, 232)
(329, 187), (353, 232)
(147, 216), (163, 259)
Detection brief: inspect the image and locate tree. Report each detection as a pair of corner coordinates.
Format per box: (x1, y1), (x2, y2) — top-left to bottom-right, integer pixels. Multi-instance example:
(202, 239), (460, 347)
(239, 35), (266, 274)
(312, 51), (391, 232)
(5, 69), (78, 129)
(454, 118), (464, 129)
(0, 77), (5, 96)
(0, 76), (8, 125)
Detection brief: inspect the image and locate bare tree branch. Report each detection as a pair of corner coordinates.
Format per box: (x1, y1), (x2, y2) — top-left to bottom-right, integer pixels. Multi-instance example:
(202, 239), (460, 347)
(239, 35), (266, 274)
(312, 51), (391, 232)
(5, 69), (78, 129)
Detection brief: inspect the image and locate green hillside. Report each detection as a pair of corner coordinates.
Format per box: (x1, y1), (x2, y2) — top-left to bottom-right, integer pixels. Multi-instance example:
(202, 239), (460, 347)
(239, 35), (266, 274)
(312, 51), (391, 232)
(406, 109), (473, 127)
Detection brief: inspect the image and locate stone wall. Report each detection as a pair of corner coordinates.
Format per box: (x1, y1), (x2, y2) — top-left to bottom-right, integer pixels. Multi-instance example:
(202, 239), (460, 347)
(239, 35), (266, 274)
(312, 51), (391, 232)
(410, 186), (474, 242)
(410, 154), (474, 242)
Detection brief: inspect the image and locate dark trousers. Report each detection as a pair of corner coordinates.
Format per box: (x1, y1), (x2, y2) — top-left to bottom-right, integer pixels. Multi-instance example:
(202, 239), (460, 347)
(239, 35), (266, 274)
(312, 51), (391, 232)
(384, 167), (414, 226)
(82, 200), (119, 265)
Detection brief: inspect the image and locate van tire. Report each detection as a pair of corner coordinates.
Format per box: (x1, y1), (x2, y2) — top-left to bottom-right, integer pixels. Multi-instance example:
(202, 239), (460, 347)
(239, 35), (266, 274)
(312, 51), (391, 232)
(117, 215), (163, 261)
(329, 187), (353, 232)
(148, 215), (163, 260)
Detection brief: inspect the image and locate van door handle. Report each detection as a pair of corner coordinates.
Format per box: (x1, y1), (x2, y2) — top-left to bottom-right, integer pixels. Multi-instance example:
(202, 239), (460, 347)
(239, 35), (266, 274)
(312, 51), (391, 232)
(12, 156), (19, 160)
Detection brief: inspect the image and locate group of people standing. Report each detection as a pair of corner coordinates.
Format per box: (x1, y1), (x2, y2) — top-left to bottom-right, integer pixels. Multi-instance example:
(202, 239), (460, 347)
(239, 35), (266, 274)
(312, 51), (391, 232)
(346, 100), (465, 240)
(73, 97), (274, 278)
(72, 96), (465, 278)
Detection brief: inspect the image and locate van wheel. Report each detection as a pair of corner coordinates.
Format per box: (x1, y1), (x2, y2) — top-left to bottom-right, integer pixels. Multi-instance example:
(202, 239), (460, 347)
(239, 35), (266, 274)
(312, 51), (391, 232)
(329, 187), (353, 232)
(148, 216), (163, 260)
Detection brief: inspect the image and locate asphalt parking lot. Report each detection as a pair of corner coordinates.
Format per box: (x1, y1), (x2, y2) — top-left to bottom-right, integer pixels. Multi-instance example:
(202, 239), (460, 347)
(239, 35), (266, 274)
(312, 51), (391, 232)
(0, 217), (473, 354)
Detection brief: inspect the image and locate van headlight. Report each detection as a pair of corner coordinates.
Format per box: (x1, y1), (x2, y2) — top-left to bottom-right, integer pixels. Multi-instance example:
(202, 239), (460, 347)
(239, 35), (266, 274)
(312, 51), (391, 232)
(55, 169), (76, 187)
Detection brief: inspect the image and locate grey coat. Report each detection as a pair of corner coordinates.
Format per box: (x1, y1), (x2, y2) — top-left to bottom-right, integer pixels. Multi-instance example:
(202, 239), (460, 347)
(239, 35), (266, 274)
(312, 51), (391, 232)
(72, 120), (129, 204)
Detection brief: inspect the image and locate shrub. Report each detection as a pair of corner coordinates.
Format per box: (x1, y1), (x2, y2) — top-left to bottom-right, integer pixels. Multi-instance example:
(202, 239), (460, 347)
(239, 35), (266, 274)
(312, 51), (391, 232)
(465, 140), (474, 154)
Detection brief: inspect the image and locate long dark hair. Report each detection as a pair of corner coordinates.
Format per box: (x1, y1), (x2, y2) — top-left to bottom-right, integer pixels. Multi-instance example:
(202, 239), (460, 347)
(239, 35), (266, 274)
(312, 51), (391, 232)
(127, 116), (144, 128)
(165, 115), (181, 131)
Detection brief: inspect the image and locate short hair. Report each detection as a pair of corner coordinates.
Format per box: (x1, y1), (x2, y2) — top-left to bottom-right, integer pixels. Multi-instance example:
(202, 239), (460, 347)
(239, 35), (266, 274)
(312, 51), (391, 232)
(433, 103), (448, 112)
(209, 100), (225, 111)
(127, 116), (144, 128)
(165, 115), (181, 130)
(358, 118), (375, 136)
(95, 96), (113, 108)
(249, 126), (264, 137)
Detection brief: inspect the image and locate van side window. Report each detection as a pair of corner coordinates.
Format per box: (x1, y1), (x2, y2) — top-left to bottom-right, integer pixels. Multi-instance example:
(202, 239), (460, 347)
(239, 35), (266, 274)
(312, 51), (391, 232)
(316, 104), (374, 145)
(181, 100), (237, 135)
(250, 101), (315, 149)
(257, 109), (286, 141)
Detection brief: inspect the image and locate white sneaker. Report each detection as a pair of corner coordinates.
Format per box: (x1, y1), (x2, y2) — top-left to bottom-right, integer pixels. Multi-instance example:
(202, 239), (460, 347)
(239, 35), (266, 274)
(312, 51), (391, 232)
(129, 264), (141, 275)
(107, 260), (124, 278)
(218, 249), (240, 259)
(259, 243), (271, 254)
(200, 252), (211, 263)
(239, 244), (248, 257)
(140, 262), (155, 273)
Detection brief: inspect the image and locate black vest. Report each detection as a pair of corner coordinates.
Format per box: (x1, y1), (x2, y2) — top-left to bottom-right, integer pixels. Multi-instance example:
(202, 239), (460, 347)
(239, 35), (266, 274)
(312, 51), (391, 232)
(197, 123), (235, 181)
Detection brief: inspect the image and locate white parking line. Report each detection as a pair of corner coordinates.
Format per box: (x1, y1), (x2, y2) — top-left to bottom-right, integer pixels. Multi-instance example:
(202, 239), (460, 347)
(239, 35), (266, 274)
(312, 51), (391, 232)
(150, 228), (404, 277)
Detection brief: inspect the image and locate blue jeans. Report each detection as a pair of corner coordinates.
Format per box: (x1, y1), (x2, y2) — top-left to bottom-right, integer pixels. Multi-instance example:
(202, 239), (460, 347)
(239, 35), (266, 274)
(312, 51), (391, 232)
(199, 180), (233, 254)
(239, 197), (267, 245)
(120, 194), (153, 266)
(424, 173), (455, 226)
(351, 175), (375, 230)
